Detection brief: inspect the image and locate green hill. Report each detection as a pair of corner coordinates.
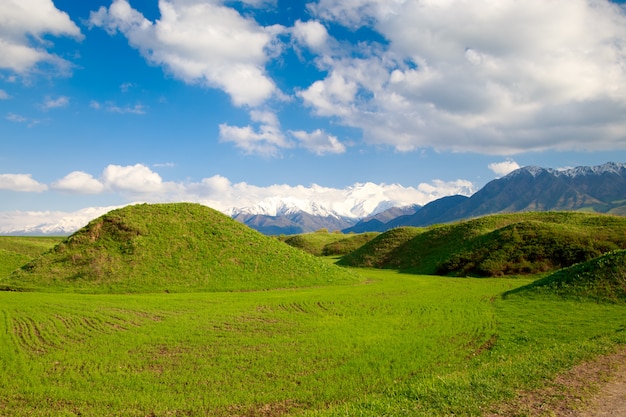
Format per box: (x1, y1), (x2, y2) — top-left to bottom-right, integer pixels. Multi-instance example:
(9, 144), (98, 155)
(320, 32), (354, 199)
(505, 250), (626, 303)
(338, 227), (425, 268)
(1, 203), (358, 293)
(339, 212), (626, 277)
(281, 231), (379, 256)
(0, 236), (62, 279)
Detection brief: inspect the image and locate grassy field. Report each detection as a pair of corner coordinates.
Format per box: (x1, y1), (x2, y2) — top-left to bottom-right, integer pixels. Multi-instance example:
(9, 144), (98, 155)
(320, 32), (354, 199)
(1, 207), (624, 416)
(0, 269), (624, 416)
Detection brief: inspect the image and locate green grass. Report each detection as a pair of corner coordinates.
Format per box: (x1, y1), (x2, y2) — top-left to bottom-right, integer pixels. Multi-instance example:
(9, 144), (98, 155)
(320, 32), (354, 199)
(506, 249), (626, 303)
(280, 231), (379, 256)
(0, 270), (624, 416)
(1, 211), (625, 416)
(339, 212), (626, 277)
(0, 236), (62, 279)
(1, 203), (358, 293)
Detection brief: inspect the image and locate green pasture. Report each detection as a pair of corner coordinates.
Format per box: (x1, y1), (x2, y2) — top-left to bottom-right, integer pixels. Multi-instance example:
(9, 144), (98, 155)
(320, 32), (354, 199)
(1, 270), (624, 416)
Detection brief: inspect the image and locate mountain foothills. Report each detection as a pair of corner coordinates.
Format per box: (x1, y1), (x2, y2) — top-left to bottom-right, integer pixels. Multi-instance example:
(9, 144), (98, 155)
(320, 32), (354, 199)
(339, 211), (626, 281)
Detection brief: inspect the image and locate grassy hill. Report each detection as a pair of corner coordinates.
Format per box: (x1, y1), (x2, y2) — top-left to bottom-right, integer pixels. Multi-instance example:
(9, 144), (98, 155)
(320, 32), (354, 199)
(1, 203), (358, 293)
(339, 212), (626, 276)
(505, 250), (626, 303)
(280, 230), (379, 256)
(0, 236), (62, 278)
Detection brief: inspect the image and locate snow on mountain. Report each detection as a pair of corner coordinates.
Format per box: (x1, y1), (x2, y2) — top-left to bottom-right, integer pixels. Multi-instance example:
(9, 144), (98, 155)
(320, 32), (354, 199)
(554, 162), (626, 178)
(225, 182), (420, 219)
(507, 162), (626, 180)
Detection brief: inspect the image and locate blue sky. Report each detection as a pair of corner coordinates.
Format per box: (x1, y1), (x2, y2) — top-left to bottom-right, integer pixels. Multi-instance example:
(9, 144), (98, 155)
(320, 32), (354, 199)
(2, 0), (626, 230)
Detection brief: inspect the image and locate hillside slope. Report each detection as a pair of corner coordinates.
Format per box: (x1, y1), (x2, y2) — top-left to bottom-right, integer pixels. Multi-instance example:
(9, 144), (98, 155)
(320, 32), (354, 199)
(505, 250), (626, 303)
(1, 203), (358, 293)
(339, 212), (626, 277)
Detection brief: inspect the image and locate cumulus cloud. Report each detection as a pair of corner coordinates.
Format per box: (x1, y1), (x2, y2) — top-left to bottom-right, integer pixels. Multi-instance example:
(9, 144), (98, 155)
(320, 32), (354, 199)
(180, 177), (475, 217)
(0, 174), (48, 192)
(0, 90), (10, 100)
(0, 0), (82, 74)
(302, 0), (626, 154)
(101, 164), (166, 193)
(488, 160), (521, 177)
(89, 0), (284, 107)
(51, 171), (105, 194)
(0, 206), (122, 235)
(290, 129), (346, 155)
(0, 162), (476, 232)
(219, 110), (291, 156)
(292, 20), (330, 52)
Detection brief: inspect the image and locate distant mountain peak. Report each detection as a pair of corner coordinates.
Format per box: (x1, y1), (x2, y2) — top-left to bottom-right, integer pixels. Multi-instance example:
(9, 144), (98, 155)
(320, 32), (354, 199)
(506, 162), (626, 179)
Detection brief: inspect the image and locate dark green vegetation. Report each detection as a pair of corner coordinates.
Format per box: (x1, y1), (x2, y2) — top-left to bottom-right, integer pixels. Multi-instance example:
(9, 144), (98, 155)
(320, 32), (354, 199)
(1, 207), (625, 416)
(1, 203), (358, 293)
(280, 230), (379, 256)
(339, 212), (626, 277)
(507, 249), (626, 303)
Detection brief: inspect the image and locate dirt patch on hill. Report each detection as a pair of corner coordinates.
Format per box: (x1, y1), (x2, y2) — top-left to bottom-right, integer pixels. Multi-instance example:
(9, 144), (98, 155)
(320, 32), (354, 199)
(486, 346), (626, 416)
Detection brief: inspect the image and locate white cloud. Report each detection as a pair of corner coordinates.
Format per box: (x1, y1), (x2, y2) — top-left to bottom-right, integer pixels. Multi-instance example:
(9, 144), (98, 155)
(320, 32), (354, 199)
(0, 0), (82, 74)
(101, 164), (165, 193)
(303, 0), (626, 154)
(0, 165), (476, 233)
(292, 20), (330, 52)
(0, 206), (122, 235)
(488, 160), (521, 177)
(290, 129), (346, 155)
(0, 174), (48, 192)
(0, 90), (10, 100)
(219, 110), (292, 156)
(89, 0), (284, 107)
(178, 177), (475, 217)
(41, 95), (69, 110)
(51, 171), (105, 194)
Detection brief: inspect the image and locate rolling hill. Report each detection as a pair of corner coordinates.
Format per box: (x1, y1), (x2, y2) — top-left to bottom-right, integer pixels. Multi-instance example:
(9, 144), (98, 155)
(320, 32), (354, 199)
(505, 250), (626, 303)
(339, 212), (626, 277)
(1, 203), (358, 293)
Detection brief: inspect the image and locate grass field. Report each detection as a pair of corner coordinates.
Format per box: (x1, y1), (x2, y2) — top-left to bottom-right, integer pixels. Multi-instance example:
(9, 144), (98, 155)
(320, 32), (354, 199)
(1, 269), (624, 416)
(1, 208), (624, 416)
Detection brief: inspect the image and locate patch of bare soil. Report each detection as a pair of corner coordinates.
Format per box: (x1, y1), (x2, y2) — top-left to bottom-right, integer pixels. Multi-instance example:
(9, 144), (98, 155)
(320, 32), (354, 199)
(486, 346), (626, 417)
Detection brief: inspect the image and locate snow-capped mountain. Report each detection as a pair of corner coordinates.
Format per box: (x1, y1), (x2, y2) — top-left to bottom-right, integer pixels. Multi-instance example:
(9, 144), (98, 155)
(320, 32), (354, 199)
(225, 182), (422, 220)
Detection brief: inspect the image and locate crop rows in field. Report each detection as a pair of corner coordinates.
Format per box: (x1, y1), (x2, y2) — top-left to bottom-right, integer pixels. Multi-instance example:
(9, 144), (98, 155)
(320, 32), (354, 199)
(9, 305), (166, 355)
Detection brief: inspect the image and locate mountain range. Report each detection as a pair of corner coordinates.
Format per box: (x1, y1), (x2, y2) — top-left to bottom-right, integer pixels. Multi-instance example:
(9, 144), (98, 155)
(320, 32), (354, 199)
(3, 162), (625, 236)
(344, 161), (626, 233)
(237, 162), (626, 235)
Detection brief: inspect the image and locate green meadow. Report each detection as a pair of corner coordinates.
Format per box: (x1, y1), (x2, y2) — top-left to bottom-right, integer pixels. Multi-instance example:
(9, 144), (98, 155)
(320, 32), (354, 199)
(0, 204), (625, 416)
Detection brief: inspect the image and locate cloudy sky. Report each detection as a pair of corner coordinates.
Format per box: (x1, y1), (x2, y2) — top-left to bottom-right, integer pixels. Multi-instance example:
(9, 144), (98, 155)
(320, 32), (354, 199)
(2, 0), (626, 230)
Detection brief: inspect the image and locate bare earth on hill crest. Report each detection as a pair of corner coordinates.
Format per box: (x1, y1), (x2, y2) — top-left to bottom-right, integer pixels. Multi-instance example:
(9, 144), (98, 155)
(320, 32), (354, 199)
(487, 347), (626, 416)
